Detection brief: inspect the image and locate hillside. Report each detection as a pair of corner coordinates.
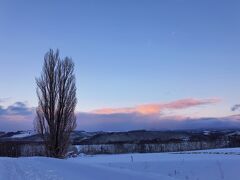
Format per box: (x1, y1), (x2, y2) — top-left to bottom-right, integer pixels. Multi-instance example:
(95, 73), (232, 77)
(0, 129), (240, 156)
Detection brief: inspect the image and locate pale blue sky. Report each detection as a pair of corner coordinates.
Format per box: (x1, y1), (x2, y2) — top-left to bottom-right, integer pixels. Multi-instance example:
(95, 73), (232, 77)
(0, 0), (240, 117)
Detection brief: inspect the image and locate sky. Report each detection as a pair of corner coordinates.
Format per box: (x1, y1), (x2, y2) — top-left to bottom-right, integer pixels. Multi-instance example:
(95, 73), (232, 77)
(0, 0), (240, 131)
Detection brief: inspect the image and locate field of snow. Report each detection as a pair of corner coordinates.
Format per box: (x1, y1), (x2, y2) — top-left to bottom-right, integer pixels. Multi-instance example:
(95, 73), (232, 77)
(0, 148), (240, 180)
(10, 131), (36, 138)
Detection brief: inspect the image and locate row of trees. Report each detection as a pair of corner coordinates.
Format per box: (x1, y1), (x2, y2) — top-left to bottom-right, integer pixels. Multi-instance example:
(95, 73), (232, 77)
(35, 49), (77, 158)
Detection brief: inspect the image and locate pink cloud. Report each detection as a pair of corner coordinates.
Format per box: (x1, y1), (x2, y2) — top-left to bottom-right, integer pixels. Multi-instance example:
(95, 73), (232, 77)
(92, 98), (220, 115)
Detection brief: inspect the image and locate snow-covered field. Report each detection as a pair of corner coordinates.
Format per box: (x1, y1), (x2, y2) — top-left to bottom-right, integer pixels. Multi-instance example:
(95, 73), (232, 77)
(10, 131), (36, 138)
(0, 148), (240, 180)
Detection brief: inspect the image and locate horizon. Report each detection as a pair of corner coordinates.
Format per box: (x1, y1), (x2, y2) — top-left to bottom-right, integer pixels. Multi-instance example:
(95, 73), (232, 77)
(1, 0), (240, 131)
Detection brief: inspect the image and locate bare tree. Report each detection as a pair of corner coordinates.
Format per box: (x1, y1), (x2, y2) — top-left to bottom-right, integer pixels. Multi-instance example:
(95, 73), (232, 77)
(35, 49), (77, 158)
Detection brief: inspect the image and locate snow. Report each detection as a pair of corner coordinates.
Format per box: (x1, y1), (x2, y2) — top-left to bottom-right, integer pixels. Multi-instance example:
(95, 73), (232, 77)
(10, 131), (35, 138)
(187, 147), (240, 154)
(203, 130), (210, 135)
(227, 131), (240, 136)
(0, 148), (240, 180)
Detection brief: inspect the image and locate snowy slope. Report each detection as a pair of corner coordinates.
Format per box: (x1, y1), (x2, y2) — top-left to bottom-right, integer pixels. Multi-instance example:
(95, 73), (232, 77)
(10, 131), (36, 138)
(0, 148), (240, 180)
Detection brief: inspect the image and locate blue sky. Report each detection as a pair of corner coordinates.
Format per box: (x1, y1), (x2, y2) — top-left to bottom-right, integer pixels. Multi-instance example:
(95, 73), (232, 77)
(0, 0), (240, 131)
